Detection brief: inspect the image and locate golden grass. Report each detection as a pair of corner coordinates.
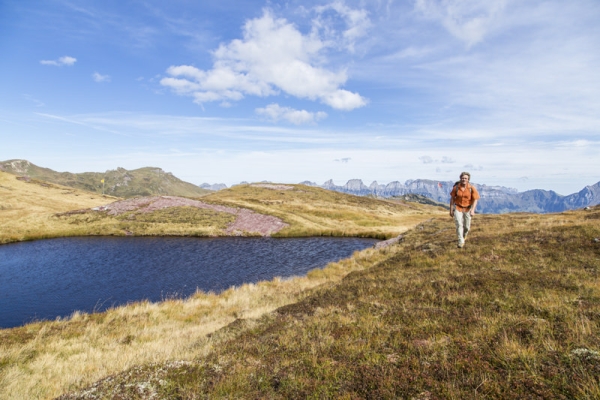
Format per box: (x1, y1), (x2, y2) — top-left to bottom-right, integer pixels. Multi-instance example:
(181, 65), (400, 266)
(47, 206), (600, 399)
(0, 172), (116, 244)
(204, 184), (444, 238)
(0, 175), (444, 245)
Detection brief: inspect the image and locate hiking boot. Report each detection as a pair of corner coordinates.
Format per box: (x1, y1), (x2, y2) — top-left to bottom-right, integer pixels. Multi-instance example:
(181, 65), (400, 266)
(457, 242), (464, 248)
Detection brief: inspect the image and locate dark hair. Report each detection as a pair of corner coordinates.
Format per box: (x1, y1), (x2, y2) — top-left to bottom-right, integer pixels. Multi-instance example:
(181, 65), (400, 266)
(460, 172), (471, 180)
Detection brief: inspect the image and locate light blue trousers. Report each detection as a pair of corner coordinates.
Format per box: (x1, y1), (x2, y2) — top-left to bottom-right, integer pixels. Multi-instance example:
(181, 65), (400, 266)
(453, 209), (472, 245)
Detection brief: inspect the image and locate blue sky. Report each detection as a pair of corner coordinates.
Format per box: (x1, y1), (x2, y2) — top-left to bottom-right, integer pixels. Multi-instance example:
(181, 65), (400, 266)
(1, 0), (599, 194)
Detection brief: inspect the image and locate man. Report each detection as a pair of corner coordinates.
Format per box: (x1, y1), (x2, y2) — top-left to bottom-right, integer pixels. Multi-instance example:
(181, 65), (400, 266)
(449, 172), (480, 248)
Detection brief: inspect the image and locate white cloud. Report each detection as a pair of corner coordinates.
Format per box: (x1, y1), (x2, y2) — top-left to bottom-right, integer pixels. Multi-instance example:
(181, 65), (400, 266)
(161, 8), (368, 110)
(26, 111), (600, 193)
(40, 56), (77, 66)
(420, 155), (456, 164)
(313, 1), (371, 52)
(92, 72), (111, 83)
(415, 0), (508, 47)
(256, 103), (327, 125)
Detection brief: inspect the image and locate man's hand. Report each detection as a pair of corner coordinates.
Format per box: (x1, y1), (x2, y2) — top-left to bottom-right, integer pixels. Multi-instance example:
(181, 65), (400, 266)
(469, 210), (475, 216)
(450, 209), (454, 217)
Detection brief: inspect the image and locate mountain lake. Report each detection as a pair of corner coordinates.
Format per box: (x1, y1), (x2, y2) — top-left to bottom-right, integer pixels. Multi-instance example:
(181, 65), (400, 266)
(0, 236), (378, 328)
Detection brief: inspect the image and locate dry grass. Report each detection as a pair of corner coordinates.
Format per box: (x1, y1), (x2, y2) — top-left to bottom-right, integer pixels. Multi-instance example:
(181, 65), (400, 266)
(0, 172), (115, 244)
(52, 206), (600, 399)
(0, 175), (443, 245)
(204, 183), (443, 239)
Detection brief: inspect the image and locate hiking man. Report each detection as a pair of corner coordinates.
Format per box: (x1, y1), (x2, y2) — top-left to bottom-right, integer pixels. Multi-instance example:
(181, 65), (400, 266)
(450, 172), (480, 248)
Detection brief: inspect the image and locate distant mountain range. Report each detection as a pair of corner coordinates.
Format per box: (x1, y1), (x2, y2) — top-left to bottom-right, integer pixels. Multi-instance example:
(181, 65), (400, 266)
(3, 159), (598, 213)
(200, 183), (229, 191)
(305, 179), (600, 214)
(0, 160), (210, 198)
(204, 178), (600, 214)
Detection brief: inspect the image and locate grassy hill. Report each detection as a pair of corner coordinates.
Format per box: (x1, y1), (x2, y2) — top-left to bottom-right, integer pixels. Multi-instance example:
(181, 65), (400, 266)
(0, 171), (117, 243)
(0, 177), (444, 244)
(2, 200), (599, 398)
(0, 159), (210, 198)
(203, 183), (444, 238)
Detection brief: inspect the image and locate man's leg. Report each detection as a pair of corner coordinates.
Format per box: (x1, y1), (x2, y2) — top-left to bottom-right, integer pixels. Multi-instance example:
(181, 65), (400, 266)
(463, 212), (472, 240)
(453, 210), (465, 247)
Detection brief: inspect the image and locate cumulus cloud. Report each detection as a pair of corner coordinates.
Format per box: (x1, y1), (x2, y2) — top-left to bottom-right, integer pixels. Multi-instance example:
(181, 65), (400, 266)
(415, 0), (508, 47)
(334, 157), (351, 163)
(40, 56), (77, 66)
(161, 8), (368, 110)
(419, 155), (434, 164)
(255, 103), (327, 125)
(92, 72), (111, 82)
(441, 156), (455, 163)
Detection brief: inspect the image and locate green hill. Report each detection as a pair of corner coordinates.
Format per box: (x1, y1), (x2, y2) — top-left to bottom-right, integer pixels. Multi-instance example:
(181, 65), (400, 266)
(0, 159), (210, 198)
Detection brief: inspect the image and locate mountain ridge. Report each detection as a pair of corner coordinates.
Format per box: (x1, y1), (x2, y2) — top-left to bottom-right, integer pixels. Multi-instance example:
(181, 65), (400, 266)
(314, 178), (600, 213)
(0, 159), (210, 198)
(3, 159), (598, 213)
(284, 178), (600, 213)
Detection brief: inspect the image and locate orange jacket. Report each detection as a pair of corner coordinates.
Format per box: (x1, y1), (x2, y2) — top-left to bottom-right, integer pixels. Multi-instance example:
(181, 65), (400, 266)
(451, 183), (480, 212)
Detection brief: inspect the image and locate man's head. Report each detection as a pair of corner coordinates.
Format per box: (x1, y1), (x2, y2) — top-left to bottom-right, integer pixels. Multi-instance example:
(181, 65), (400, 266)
(460, 172), (471, 184)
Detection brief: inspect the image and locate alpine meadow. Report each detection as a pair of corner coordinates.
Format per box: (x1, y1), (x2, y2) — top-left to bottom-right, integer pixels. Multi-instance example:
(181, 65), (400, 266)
(2, 0), (600, 398)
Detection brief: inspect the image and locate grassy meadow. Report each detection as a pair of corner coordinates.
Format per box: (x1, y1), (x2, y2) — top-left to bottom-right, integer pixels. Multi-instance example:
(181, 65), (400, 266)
(0, 173), (444, 244)
(51, 206), (600, 399)
(0, 189), (598, 398)
(0, 172), (445, 398)
(204, 183), (442, 238)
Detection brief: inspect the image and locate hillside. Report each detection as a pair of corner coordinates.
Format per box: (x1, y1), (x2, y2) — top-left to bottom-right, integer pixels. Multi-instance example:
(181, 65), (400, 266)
(0, 175), (443, 245)
(203, 183), (445, 238)
(50, 206), (600, 399)
(0, 171), (116, 243)
(0, 159), (210, 198)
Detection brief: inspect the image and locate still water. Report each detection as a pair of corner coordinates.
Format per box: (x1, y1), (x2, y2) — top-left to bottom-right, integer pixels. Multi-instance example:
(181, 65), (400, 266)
(0, 236), (377, 328)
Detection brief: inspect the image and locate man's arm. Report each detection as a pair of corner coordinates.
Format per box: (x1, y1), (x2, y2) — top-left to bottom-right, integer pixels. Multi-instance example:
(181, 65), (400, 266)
(470, 199), (478, 216)
(449, 192), (455, 217)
